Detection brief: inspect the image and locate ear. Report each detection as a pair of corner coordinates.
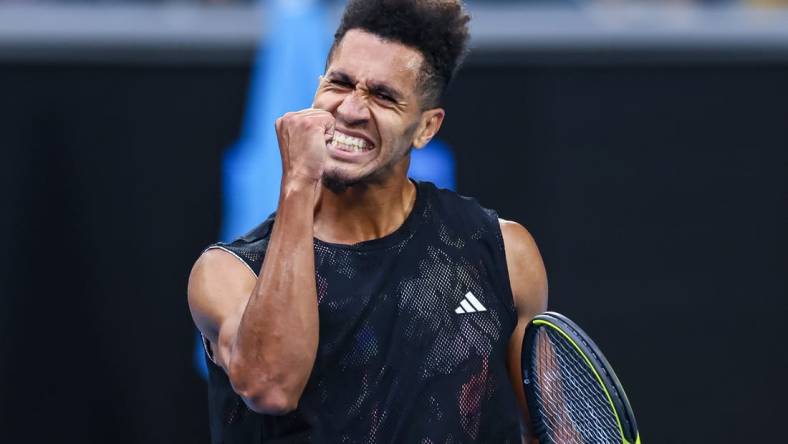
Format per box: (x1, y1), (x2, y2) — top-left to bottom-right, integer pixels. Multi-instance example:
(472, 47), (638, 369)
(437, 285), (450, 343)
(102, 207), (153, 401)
(412, 108), (445, 149)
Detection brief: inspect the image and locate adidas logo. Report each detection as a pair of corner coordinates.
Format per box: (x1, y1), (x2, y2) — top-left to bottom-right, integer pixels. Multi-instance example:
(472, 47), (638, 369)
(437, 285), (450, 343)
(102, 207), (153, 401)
(454, 292), (487, 314)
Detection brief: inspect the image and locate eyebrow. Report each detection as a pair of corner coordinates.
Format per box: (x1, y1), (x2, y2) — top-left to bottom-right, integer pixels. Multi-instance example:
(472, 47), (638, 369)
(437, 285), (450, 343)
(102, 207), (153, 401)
(327, 70), (405, 102)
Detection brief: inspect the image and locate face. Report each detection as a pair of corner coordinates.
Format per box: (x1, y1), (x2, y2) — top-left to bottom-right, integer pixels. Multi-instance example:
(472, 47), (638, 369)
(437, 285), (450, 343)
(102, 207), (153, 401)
(314, 29), (444, 190)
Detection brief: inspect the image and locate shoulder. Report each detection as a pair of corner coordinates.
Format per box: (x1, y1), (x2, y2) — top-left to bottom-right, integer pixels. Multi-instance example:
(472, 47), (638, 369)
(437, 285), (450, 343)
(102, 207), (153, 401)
(207, 215), (277, 276)
(189, 247), (257, 292)
(187, 215), (275, 338)
(498, 219), (540, 262)
(425, 181), (484, 211)
(420, 181), (499, 229)
(187, 247), (258, 343)
(187, 213), (276, 327)
(498, 219), (548, 316)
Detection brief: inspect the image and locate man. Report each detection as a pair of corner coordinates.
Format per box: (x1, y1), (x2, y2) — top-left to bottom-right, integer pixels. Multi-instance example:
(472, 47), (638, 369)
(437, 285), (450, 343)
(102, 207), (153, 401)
(188, 1), (547, 442)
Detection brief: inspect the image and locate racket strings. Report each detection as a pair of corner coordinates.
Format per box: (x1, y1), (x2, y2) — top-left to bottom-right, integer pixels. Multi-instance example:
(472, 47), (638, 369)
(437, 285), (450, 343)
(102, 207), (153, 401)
(529, 328), (621, 444)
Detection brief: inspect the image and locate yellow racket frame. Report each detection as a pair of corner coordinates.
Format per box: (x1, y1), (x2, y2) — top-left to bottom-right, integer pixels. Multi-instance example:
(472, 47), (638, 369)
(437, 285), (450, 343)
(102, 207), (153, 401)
(533, 319), (641, 444)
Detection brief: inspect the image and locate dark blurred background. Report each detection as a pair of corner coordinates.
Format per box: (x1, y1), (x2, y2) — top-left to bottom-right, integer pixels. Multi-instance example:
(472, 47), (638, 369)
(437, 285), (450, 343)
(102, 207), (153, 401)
(1, 0), (787, 443)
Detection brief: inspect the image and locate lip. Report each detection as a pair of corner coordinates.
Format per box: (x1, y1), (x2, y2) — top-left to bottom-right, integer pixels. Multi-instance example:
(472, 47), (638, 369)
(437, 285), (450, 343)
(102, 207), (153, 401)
(327, 128), (377, 162)
(333, 128), (376, 148)
(327, 141), (377, 162)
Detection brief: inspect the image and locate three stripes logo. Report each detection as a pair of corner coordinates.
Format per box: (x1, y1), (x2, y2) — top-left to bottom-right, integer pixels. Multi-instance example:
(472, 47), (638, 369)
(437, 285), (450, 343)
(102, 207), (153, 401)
(454, 291), (487, 314)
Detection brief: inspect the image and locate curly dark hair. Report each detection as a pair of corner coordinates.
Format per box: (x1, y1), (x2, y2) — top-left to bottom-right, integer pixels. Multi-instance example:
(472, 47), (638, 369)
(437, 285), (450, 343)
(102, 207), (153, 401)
(329, 0), (471, 108)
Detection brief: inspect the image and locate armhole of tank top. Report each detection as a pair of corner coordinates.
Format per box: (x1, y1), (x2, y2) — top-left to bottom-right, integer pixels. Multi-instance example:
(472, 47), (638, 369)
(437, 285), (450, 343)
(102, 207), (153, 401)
(201, 333), (218, 366)
(200, 245), (259, 367)
(491, 216), (518, 326)
(204, 245), (259, 278)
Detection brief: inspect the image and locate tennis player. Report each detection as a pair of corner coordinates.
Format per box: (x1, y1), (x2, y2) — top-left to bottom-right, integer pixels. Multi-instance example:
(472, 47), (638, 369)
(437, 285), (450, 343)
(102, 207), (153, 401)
(188, 1), (547, 442)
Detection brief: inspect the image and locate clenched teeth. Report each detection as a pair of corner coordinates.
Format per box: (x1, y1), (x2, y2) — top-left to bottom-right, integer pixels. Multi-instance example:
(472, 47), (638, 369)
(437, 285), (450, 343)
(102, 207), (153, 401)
(329, 131), (371, 153)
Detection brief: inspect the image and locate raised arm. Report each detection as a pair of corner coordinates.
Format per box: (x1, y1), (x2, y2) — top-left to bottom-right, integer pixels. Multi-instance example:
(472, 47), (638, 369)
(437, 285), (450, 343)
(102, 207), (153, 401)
(188, 109), (334, 415)
(500, 219), (549, 444)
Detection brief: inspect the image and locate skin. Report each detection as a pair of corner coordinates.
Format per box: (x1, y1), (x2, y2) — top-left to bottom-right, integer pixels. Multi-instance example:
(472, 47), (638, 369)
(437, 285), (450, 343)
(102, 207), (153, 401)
(187, 29), (548, 441)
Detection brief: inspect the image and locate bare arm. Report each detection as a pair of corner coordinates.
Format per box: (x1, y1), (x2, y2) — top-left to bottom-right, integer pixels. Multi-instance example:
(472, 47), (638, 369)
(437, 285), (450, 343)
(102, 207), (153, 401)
(188, 109), (334, 415)
(500, 219), (549, 444)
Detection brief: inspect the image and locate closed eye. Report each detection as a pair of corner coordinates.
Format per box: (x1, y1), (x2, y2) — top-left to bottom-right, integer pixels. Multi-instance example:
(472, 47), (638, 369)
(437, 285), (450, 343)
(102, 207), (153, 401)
(329, 79), (354, 89)
(375, 92), (396, 103)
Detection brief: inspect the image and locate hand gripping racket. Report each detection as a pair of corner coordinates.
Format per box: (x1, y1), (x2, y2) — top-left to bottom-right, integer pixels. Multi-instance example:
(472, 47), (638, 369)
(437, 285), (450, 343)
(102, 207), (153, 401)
(521, 312), (640, 444)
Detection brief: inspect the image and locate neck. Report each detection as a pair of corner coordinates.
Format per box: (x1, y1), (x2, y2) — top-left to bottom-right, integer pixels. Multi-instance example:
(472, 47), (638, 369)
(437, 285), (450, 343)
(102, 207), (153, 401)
(314, 171), (416, 245)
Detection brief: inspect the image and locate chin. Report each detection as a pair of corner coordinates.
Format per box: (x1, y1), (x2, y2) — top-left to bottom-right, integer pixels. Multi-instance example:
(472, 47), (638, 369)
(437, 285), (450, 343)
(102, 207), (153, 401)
(322, 169), (362, 193)
(322, 175), (353, 193)
(321, 167), (382, 193)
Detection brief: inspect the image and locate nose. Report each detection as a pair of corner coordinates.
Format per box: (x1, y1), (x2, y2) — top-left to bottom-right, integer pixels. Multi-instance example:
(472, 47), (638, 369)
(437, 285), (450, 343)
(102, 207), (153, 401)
(335, 88), (370, 126)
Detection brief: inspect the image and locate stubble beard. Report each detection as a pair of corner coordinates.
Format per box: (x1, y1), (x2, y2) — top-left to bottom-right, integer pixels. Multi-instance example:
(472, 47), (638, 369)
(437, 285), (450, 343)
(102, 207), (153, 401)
(321, 168), (377, 194)
(321, 123), (420, 194)
(321, 146), (413, 194)
(321, 172), (355, 194)
(321, 119), (421, 193)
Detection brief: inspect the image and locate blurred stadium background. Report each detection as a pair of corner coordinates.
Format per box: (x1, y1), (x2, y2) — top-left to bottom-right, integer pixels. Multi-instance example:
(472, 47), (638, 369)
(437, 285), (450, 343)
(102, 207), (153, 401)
(1, 0), (786, 443)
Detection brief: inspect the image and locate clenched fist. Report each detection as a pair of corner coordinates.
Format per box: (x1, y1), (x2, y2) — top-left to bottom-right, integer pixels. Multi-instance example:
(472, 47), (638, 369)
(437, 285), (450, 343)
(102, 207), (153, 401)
(275, 108), (336, 184)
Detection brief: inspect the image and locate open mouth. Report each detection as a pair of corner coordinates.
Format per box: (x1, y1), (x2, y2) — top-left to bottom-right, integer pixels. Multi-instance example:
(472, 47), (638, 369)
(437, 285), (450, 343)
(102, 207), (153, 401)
(328, 131), (374, 154)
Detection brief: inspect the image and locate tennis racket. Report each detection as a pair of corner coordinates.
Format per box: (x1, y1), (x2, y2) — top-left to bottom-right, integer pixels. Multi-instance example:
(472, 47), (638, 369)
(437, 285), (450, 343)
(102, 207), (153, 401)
(521, 311), (640, 444)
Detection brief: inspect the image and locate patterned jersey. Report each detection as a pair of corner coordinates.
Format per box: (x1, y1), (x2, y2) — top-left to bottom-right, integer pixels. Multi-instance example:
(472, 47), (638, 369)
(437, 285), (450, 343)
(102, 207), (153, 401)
(203, 180), (521, 443)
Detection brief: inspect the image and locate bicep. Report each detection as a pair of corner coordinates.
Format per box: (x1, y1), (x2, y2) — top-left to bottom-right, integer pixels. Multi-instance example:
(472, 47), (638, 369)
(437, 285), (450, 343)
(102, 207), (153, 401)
(187, 248), (257, 372)
(500, 219), (548, 441)
(500, 219), (548, 318)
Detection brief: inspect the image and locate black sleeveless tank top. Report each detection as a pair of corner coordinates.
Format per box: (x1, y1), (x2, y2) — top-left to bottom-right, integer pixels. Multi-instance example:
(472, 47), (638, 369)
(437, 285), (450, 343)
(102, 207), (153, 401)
(203, 180), (521, 443)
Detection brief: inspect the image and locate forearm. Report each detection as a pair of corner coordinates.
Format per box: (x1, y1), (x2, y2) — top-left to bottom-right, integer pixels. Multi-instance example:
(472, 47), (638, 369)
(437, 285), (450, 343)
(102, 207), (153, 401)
(229, 178), (320, 412)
